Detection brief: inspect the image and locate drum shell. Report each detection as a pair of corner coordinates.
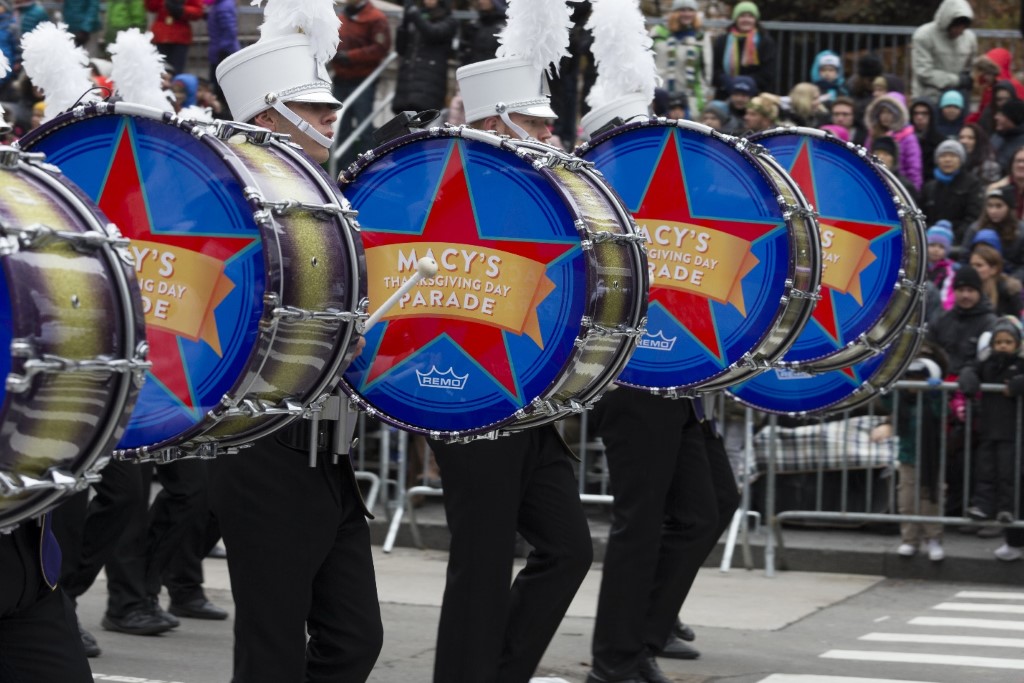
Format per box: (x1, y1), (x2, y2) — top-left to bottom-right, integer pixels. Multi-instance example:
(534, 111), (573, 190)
(0, 155), (145, 527)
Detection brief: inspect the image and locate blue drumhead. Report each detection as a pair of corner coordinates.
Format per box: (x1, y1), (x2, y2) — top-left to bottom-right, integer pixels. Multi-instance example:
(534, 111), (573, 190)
(753, 131), (903, 364)
(342, 136), (585, 434)
(25, 113), (266, 449)
(581, 123), (791, 390)
(728, 349), (889, 415)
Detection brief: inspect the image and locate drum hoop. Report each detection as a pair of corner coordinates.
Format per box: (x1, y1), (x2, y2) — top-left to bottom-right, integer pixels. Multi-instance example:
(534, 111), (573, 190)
(580, 117), (823, 392)
(340, 126), (646, 439)
(752, 127), (925, 370)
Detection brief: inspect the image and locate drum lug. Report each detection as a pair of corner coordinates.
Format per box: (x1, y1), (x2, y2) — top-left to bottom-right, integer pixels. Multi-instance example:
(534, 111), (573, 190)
(0, 148), (21, 168)
(0, 234), (17, 255)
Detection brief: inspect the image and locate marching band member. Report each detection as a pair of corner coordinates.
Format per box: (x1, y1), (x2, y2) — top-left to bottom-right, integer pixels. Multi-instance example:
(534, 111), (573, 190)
(211, 1), (381, 680)
(580, 2), (739, 681)
(423, 1), (594, 680)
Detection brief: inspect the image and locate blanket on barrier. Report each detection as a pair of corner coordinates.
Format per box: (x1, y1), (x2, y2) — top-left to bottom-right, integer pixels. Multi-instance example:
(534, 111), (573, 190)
(753, 415), (896, 473)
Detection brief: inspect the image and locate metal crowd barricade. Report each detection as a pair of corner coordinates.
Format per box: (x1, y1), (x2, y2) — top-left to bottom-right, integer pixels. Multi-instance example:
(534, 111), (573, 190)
(762, 380), (1024, 575)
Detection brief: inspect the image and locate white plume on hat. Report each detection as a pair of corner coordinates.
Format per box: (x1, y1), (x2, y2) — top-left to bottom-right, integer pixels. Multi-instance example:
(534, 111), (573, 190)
(585, 0), (657, 110)
(253, 0), (340, 65)
(22, 22), (102, 122)
(496, 0), (573, 77)
(108, 28), (173, 113)
(0, 50), (9, 130)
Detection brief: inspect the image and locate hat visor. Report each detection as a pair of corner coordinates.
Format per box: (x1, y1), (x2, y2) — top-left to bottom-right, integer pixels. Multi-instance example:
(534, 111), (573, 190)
(287, 90), (343, 110)
(512, 103), (558, 119)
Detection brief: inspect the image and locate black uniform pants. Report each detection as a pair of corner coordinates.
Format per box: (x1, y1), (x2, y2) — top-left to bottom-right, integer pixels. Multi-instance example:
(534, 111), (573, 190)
(210, 431), (383, 683)
(428, 425), (593, 683)
(590, 389), (739, 679)
(0, 521), (92, 683)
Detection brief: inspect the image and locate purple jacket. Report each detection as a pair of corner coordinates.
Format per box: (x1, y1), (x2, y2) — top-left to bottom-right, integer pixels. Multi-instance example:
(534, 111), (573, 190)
(207, 0), (240, 64)
(865, 91), (924, 191)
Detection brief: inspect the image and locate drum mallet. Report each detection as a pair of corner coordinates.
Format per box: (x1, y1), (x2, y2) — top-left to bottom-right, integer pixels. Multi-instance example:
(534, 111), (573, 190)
(360, 256), (439, 333)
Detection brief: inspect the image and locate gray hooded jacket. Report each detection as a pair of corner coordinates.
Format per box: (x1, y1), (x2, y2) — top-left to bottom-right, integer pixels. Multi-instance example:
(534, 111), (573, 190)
(911, 0), (978, 100)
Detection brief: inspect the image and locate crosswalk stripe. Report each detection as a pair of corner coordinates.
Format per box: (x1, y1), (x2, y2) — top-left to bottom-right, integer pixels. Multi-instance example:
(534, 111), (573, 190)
(860, 632), (1024, 648)
(820, 649), (1024, 669)
(757, 675), (938, 683)
(933, 602), (1024, 614)
(955, 591), (1024, 600)
(910, 616), (1024, 631)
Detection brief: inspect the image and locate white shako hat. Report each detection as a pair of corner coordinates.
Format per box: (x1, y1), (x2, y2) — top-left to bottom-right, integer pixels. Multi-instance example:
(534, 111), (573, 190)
(456, 0), (572, 139)
(457, 56), (558, 124)
(580, 0), (657, 137)
(216, 0), (342, 149)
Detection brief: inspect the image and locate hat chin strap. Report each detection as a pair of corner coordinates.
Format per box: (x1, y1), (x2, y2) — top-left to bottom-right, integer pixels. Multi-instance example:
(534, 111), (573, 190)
(500, 111), (533, 141)
(271, 100), (334, 150)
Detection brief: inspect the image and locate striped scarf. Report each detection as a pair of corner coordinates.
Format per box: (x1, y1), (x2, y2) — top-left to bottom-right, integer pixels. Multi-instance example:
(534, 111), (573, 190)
(723, 27), (759, 77)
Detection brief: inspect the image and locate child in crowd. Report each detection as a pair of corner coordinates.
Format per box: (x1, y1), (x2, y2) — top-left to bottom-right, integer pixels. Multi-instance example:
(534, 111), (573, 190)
(936, 89), (966, 139)
(958, 317), (1024, 525)
(926, 220), (958, 313)
(810, 49), (847, 104)
(961, 186), (1024, 278)
(866, 91), (923, 191)
(871, 135), (918, 204)
(875, 342), (950, 562)
(919, 139), (984, 243)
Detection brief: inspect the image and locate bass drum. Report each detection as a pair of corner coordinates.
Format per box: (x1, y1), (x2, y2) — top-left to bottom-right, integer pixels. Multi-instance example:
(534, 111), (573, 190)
(750, 127), (926, 372)
(338, 126), (647, 440)
(0, 146), (146, 529)
(18, 102), (366, 461)
(727, 302), (926, 416)
(577, 118), (821, 393)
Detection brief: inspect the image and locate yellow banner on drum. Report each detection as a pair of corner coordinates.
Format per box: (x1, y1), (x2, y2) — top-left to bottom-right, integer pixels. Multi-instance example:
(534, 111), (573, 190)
(819, 224), (876, 305)
(131, 240), (235, 356)
(639, 220), (760, 316)
(365, 242), (555, 348)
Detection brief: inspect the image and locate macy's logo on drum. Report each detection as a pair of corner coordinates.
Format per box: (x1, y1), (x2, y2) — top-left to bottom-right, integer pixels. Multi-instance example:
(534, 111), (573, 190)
(638, 330), (677, 351)
(416, 366), (470, 390)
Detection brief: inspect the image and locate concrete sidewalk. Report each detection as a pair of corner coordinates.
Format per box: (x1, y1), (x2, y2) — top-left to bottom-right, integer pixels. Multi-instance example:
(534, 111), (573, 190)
(367, 497), (1024, 586)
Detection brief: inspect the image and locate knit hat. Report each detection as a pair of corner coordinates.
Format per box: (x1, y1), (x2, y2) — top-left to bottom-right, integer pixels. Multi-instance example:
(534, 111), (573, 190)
(729, 75), (758, 96)
(701, 100), (730, 124)
(731, 1), (759, 21)
(857, 53), (883, 79)
(939, 90), (964, 110)
(953, 264), (983, 292)
(987, 184), (1017, 209)
(999, 99), (1024, 127)
(820, 124), (849, 142)
(972, 228), (1003, 254)
(990, 317), (1023, 346)
(934, 138), (966, 164)
(871, 135), (898, 159)
(671, 0), (699, 10)
(926, 220), (954, 252)
(818, 54), (841, 69)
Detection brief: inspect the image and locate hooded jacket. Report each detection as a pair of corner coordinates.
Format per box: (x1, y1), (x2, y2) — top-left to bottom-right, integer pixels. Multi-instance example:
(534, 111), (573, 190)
(966, 48), (1024, 127)
(810, 49), (848, 103)
(911, 0), (978, 100)
(866, 92), (924, 191)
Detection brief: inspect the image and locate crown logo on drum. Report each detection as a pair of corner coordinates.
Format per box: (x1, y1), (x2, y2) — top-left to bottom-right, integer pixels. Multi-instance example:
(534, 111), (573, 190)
(638, 329), (677, 352)
(416, 366), (470, 390)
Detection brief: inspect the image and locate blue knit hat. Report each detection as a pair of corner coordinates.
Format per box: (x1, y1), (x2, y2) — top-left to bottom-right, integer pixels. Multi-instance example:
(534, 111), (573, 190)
(939, 90), (964, 110)
(927, 220), (954, 253)
(972, 228), (1003, 254)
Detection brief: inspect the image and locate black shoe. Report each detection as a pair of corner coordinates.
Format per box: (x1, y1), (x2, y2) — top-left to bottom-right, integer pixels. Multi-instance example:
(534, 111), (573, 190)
(169, 598), (229, 620)
(147, 596), (180, 628)
(78, 619), (101, 657)
(638, 654), (674, 683)
(672, 619), (695, 642)
(101, 609), (174, 635)
(657, 634), (701, 660)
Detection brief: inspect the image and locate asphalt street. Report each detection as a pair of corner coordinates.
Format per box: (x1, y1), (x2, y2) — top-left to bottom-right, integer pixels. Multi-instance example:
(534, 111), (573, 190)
(74, 547), (1024, 683)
